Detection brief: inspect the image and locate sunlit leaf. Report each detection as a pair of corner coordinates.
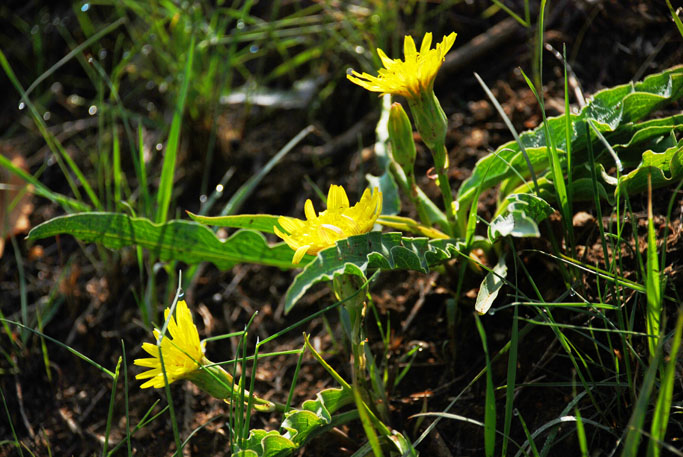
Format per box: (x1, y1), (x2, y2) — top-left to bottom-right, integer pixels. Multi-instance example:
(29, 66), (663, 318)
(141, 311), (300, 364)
(285, 232), (479, 313)
(28, 213), (300, 270)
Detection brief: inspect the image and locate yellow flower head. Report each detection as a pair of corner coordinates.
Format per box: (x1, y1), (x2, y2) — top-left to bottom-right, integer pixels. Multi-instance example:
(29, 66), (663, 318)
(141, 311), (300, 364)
(134, 300), (205, 389)
(275, 185), (382, 264)
(347, 32), (456, 99)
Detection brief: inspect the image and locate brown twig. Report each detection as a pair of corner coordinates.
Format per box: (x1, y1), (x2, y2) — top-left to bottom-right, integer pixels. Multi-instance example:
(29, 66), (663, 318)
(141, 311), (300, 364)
(401, 272), (438, 333)
(438, 18), (524, 79)
(303, 111), (379, 157)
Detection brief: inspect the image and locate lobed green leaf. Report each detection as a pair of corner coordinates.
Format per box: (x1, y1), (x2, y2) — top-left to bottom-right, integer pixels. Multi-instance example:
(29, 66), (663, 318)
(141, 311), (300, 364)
(187, 212), (282, 234)
(233, 388), (353, 457)
(617, 140), (683, 195)
(488, 193), (555, 242)
(458, 65), (683, 209)
(284, 231), (475, 313)
(27, 213), (299, 270)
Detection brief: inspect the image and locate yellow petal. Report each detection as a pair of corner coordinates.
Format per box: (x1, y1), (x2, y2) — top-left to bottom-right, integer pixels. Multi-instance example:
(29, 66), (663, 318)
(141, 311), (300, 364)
(134, 357), (161, 368)
(403, 35), (417, 61)
(377, 48), (395, 69)
(141, 342), (160, 357)
(278, 217), (302, 234)
(304, 199), (317, 220)
(140, 378), (161, 389)
(328, 185), (349, 210)
(439, 32), (457, 58)
(419, 32), (432, 54)
(292, 245), (310, 264)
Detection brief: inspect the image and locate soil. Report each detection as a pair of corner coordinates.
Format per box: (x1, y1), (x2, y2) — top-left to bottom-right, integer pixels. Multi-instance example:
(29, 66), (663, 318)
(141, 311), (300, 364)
(1, 1), (682, 456)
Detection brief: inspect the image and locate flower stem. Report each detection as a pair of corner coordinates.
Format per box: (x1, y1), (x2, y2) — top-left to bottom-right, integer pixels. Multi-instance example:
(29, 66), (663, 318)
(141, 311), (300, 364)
(408, 172), (433, 227)
(390, 161), (432, 226)
(433, 143), (457, 236)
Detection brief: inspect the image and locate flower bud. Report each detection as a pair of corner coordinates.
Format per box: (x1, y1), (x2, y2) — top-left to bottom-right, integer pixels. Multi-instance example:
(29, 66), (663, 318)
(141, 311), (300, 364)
(407, 90), (448, 168)
(184, 360), (236, 400)
(388, 102), (417, 176)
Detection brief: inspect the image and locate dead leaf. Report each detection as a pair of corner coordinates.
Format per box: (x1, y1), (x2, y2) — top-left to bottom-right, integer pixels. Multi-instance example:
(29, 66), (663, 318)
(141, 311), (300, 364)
(0, 144), (34, 257)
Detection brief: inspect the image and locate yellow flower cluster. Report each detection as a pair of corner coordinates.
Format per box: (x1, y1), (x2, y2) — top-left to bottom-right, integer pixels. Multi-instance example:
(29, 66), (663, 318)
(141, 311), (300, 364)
(275, 185), (382, 264)
(347, 32), (456, 100)
(134, 300), (205, 389)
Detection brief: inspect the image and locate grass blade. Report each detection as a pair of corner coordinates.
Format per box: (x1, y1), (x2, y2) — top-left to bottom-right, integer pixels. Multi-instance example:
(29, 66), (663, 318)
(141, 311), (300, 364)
(648, 311), (683, 457)
(23, 17), (126, 99)
(102, 357), (122, 456)
(474, 72), (540, 195)
(0, 154), (88, 211)
(502, 298), (520, 457)
(645, 174), (662, 360)
(1, 319), (115, 378)
(220, 125), (314, 216)
(519, 67), (572, 243)
(474, 313), (497, 457)
(354, 388), (384, 457)
(0, 50), (101, 209)
(0, 388), (23, 457)
(575, 406), (589, 457)
(620, 338), (664, 456)
(665, 0), (683, 37)
(155, 34), (195, 223)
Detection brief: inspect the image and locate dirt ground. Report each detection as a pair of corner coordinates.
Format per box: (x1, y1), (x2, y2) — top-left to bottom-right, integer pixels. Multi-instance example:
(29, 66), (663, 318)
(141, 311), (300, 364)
(1, 1), (682, 456)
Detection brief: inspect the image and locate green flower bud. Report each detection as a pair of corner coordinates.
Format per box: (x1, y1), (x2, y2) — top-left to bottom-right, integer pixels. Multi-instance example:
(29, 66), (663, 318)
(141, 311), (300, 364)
(407, 90), (448, 168)
(388, 102), (417, 176)
(186, 360), (276, 412)
(185, 358), (237, 400)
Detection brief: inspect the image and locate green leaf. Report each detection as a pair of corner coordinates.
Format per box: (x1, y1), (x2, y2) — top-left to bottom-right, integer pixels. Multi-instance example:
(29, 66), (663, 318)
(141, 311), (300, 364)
(367, 171), (401, 216)
(261, 433), (297, 457)
(488, 194), (554, 241)
(475, 255), (508, 315)
(458, 66), (683, 209)
(28, 213), (299, 270)
(618, 140), (683, 196)
(367, 94), (401, 216)
(301, 387), (351, 422)
(388, 432), (418, 457)
(489, 212), (540, 240)
(236, 429), (295, 457)
(231, 450), (259, 457)
(560, 178), (615, 206)
(613, 114), (683, 165)
(187, 212), (282, 234)
(377, 215), (450, 239)
(233, 388), (353, 457)
(284, 232), (470, 313)
(0, 153), (89, 212)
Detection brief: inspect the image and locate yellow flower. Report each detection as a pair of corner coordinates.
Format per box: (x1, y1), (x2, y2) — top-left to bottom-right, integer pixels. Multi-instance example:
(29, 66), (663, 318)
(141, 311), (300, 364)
(134, 300), (279, 410)
(275, 185), (382, 264)
(347, 32), (456, 99)
(134, 299), (205, 389)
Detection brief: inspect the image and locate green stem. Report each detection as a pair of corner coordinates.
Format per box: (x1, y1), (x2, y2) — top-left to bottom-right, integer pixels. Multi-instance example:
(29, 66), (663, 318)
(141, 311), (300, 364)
(433, 143), (457, 235)
(390, 161), (432, 227)
(406, 172), (432, 226)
